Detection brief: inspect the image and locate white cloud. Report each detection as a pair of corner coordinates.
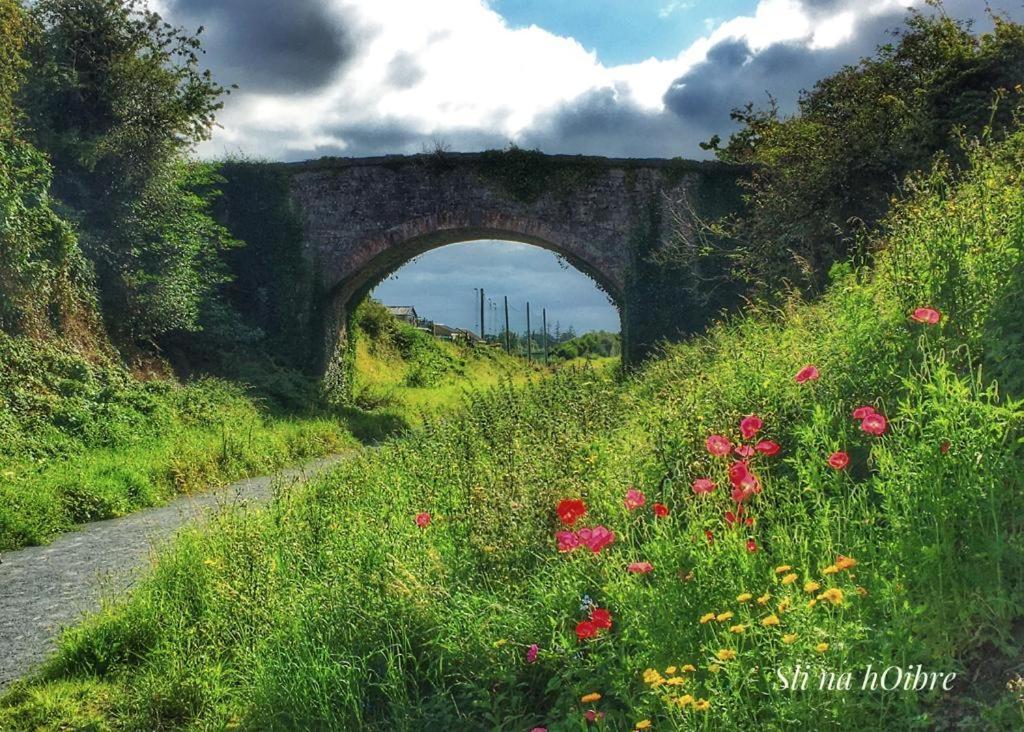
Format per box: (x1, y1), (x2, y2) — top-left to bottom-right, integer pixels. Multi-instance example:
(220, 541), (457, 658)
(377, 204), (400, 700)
(187, 0), (957, 160)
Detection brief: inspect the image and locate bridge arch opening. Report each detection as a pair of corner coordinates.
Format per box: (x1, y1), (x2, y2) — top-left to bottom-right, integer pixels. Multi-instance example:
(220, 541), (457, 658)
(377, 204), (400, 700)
(365, 238), (622, 349)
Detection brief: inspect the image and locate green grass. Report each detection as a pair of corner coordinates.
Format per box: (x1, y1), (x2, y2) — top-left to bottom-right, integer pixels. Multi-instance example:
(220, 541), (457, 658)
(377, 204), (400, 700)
(3, 130), (1024, 729)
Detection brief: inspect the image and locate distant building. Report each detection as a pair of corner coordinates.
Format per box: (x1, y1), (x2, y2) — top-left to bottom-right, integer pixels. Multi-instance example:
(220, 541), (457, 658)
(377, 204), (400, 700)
(386, 305), (419, 326)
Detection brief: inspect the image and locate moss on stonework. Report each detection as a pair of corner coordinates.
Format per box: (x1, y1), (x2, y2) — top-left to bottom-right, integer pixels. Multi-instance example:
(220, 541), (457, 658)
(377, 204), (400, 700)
(474, 147), (605, 204)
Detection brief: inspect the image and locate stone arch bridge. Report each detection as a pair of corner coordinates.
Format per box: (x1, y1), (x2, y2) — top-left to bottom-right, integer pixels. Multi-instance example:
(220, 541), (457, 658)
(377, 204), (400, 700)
(218, 150), (743, 394)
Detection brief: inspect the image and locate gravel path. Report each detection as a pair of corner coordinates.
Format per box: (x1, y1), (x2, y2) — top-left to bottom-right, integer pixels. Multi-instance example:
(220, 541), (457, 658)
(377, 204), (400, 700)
(0, 453), (353, 690)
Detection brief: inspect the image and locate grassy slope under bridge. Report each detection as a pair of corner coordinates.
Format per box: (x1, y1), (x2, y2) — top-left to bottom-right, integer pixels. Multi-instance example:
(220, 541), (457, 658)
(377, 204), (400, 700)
(2, 130), (1024, 729)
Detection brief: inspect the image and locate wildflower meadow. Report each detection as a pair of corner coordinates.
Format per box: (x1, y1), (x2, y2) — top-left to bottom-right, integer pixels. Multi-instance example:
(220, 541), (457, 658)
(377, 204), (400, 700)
(3, 108), (1024, 732)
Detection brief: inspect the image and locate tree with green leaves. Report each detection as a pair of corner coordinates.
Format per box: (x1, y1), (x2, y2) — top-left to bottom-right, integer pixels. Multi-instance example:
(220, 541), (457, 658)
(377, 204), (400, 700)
(688, 5), (1024, 298)
(20, 0), (236, 344)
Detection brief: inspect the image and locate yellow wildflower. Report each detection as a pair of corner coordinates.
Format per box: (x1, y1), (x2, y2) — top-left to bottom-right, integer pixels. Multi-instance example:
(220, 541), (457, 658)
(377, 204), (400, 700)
(699, 612), (716, 624)
(756, 592), (771, 605)
(693, 699), (711, 711)
(665, 666), (677, 674)
(664, 676), (686, 686)
(807, 599), (818, 609)
(782, 633), (798, 644)
(716, 611), (734, 622)
(736, 592), (753, 603)
(643, 668), (665, 687)
(781, 573), (798, 585)
(715, 649), (736, 661)
(581, 692), (602, 703)
(493, 639), (508, 648)
(775, 565), (793, 574)
(818, 588), (844, 605)
(675, 694), (695, 708)
(815, 643), (829, 653)
(835, 556), (857, 570)
(777, 599), (792, 613)
(729, 624), (746, 634)
(761, 614), (780, 627)
(635, 720), (652, 730)
(803, 580), (821, 593)
(680, 664), (696, 673)
(708, 663), (722, 673)
(821, 565), (839, 575)
(856, 586), (869, 598)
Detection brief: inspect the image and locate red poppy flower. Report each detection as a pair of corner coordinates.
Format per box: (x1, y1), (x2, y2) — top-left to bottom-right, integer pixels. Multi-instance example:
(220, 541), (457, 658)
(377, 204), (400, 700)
(746, 538), (758, 553)
(705, 530), (714, 544)
(556, 498), (587, 526)
(795, 364), (820, 383)
(624, 488), (646, 511)
(575, 621), (597, 641)
(653, 502), (670, 517)
(728, 460), (750, 487)
(589, 607), (612, 629)
(415, 512), (431, 528)
(706, 434), (732, 457)
(584, 710), (605, 723)
(860, 413), (888, 436)
(755, 440), (780, 456)
(731, 486), (752, 504)
(852, 405), (876, 420)
(627, 561), (654, 574)
(691, 478), (716, 495)
(740, 414), (763, 439)
(911, 307), (942, 325)
(827, 451), (850, 470)
(940, 440), (950, 454)
(734, 444), (755, 458)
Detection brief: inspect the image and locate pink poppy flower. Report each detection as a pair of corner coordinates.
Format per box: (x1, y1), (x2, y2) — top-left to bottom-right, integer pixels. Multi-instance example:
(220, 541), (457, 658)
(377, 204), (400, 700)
(653, 502), (669, 517)
(526, 644), (539, 664)
(531, 728), (547, 732)
(628, 561), (654, 574)
(755, 440), (780, 456)
(795, 364), (820, 383)
(556, 531), (580, 552)
(911, 307), (942, 325)
(415, 512), (431, 528)
(861, 413), (888, 436)
(746, 538), (758, 553)
(827, 451), (850, 470)
(734, 444), (755, 458)
(584, 710), (605, 723)
(581, 525), (615, 553)
(728, 461), (750, 487)
(624, 488), (646, 511)
(706, 434), (732, 457)
(852, 405), (876, 420)
(731, 486), (752, 504)
(740, 414), (763, 440)
(691, 478), (716, 495)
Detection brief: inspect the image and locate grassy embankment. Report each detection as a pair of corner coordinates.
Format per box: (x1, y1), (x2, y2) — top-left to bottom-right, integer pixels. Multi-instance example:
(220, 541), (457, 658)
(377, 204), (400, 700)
(2, 129), (1024, 729)
(0, 305), (539, 552)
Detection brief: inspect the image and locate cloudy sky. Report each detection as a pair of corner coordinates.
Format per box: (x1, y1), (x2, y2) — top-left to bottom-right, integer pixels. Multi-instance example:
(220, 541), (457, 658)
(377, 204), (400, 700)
(157, 0), (1019, 335)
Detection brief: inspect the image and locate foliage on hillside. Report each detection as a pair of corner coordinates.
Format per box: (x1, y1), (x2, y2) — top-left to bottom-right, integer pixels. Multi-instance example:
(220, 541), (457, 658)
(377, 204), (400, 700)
(5, 115), (1023, 730)
(550, 330), (621, 362)
(685, 6), (1024, 298)
(352, 298), (540, 417)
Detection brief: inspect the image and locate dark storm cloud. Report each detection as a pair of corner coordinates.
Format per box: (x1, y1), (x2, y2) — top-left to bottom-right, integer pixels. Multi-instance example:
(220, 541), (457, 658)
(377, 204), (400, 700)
(166, 0), (356, 93)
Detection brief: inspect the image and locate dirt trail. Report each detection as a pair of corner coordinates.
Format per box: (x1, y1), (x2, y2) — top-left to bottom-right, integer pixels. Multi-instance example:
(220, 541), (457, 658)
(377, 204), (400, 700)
(0, 453), (352, 689)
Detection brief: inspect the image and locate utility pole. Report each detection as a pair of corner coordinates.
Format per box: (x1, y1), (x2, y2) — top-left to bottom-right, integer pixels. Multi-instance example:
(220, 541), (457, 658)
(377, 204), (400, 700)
(479, 288), (485, 341)
(526, 302), (532, 363)
(503, 296), (510, 354)
(543, 308), (548, 365)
